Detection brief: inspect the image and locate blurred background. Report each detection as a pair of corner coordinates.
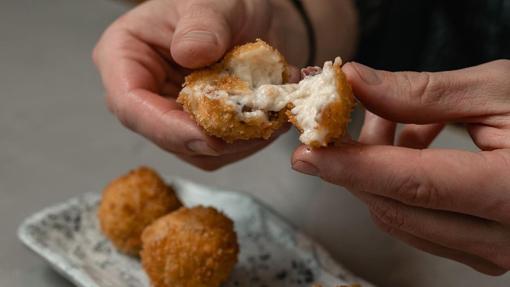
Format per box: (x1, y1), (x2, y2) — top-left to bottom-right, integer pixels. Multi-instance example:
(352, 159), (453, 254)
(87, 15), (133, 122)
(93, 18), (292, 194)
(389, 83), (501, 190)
(1, 0), (510, 286)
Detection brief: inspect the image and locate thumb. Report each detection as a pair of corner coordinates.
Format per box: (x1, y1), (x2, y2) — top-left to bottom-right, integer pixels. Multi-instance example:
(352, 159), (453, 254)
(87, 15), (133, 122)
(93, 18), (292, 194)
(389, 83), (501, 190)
(342, 61), (510, 124)
(171, 0), (246, 69)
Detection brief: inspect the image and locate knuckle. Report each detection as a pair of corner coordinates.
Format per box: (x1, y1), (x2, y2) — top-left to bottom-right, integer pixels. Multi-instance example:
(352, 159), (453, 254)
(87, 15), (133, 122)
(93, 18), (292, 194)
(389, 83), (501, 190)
(395, 175), (438, 207)
(91, 22), (122, 70)
(397, 72), (442, 108)
(185, 2), (221, 20)
(415, 72), (442, 106)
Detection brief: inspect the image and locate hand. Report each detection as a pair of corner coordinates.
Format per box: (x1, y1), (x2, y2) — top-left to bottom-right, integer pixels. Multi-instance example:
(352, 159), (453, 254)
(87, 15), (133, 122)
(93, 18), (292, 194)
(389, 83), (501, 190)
(93, 0), (306, 170)
(292, 60), (510, 275)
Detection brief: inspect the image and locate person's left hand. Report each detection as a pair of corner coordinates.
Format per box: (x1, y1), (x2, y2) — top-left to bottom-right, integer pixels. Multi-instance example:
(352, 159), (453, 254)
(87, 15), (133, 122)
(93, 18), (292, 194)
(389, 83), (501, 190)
(291, 60), (510, 275)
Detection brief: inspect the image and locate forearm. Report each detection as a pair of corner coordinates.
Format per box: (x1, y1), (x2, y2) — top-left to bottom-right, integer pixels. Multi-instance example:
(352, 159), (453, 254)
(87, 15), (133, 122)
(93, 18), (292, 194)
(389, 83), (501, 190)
(270, 0), (359, 67)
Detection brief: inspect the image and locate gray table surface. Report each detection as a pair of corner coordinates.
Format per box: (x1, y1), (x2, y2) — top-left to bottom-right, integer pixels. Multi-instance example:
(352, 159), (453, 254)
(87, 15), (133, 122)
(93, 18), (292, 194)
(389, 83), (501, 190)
(2, 0), (509, 286)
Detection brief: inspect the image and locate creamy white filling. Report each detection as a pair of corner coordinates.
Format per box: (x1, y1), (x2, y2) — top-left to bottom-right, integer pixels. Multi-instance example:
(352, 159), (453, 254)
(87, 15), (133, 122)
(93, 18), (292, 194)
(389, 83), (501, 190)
(184, 57), (343, 144)
(290, 58), (341, 144)
(230, 84), (298, 111)
(229, 58), (341, 144)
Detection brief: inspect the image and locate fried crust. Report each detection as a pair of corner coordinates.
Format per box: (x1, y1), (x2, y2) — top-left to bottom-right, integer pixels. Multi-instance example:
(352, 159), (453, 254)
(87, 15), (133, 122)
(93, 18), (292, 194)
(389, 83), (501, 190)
(97, 166), (182, 255)
(141, 206), (239, 287)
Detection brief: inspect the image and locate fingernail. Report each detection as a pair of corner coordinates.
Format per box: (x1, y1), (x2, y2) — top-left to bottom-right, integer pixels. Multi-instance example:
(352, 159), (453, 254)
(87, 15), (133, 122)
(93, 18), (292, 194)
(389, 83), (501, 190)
(292, 160), (319, 176)
(353, 63), (381, 85)
(182, 30), (218, 44)
(186, 140), (220, 156)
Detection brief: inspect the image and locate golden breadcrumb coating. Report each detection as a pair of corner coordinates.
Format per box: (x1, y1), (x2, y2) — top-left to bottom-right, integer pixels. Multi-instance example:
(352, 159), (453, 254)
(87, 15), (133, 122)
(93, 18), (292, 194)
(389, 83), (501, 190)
(141, 206), (239, 287)
(177, 39), (289, 143)
(287, 63), (355, 148)
(97, 166), (182, 255)
(178, 71), (287, 142)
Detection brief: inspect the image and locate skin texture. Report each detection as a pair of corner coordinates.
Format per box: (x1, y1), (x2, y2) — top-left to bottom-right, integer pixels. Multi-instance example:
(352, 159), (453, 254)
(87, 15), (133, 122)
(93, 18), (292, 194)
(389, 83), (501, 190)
(141, 206), (239, 287)
(97, 166), (182, 255)
(93, 0), (357, 171)
(292, 60), (510, 275)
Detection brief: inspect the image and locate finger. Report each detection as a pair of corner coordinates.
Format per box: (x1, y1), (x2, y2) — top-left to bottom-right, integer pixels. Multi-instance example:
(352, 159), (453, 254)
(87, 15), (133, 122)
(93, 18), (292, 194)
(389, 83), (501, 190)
(397, 123), (444, 149)
(176, 136), (277, 171)
(291, 144), (510, 222)
(355, 192), (510, 270)
(358, 110), (396, 145)
(342, 60), (510, 124)
(468, 124), (510, 151)
(171, 0), (247, 68)
(368, 209), (506, 276)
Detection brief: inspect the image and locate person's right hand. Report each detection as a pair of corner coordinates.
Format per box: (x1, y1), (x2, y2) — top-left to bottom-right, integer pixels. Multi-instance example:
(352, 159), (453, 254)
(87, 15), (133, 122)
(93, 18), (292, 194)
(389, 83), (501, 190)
(292, 60), (510, 275)
(93, 0), (305, 170)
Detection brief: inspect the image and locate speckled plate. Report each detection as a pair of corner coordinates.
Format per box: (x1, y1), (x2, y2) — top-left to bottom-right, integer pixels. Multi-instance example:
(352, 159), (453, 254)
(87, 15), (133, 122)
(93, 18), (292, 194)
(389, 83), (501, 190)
(18, 177), (374, 287)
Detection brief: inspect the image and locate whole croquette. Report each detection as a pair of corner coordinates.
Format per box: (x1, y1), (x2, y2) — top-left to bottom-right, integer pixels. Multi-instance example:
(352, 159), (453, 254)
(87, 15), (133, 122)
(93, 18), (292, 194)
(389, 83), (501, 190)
(141, 206), (239, 287)
(97, 166), (182, 255)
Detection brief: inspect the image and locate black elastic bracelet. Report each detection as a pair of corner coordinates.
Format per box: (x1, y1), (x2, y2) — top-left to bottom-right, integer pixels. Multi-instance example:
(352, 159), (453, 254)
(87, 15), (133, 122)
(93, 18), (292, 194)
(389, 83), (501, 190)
(290, 0), (316, 66)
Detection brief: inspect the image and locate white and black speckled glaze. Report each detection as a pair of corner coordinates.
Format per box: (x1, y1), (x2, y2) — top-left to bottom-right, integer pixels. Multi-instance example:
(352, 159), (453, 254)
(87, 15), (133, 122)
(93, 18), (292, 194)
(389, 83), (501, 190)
(18, 177), (374, 287)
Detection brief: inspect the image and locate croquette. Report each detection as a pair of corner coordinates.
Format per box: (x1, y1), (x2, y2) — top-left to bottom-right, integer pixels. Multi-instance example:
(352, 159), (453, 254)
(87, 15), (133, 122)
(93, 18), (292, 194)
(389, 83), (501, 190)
(97, 166), (182, 255)
(140, 206), (239, 287)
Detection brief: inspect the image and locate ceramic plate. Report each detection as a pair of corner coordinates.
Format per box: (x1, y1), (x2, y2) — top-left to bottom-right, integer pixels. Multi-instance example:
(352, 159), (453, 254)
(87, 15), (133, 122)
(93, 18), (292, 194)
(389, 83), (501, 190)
(18, 177), (373, 287)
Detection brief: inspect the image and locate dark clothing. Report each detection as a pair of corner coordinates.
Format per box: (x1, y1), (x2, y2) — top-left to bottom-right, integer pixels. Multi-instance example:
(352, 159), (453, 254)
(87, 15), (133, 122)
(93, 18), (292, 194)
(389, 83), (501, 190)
(354, 0), (510, 71)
